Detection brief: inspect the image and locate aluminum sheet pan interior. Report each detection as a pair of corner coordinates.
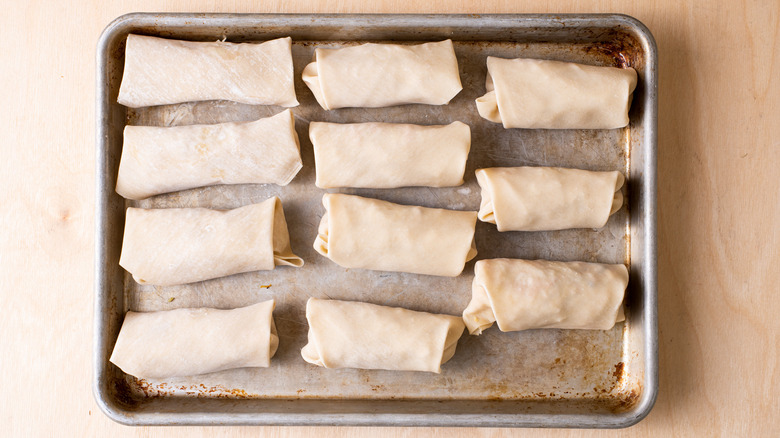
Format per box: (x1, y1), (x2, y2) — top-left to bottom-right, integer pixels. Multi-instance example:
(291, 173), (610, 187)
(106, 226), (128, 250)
(95, 13), (657, 428)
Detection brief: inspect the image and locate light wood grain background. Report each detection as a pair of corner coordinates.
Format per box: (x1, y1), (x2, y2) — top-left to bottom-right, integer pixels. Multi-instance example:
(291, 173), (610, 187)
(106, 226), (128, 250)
(1, 0), (778, 436)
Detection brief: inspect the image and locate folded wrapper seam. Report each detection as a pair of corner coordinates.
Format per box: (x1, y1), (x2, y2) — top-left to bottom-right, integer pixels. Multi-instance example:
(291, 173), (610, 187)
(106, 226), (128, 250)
(301, 58), (330, 110)
(270, 197), (304, 268)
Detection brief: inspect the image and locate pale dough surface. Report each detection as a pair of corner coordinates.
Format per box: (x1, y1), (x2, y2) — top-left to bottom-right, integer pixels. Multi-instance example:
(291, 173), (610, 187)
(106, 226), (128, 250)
(110, 300), (278, 379)
(116, 109), (302, 200)
(302, 40), (462, 109)
(314, 193), (477, 277)
(476, 166), (625, 231)
(117, 35), (298, 108)
(119, 197), (303, 286)
(301, 298), (464, 373)
(310, 121), (470, 188)
(476, 57), (637, 129)
(463, 259), (628, 334)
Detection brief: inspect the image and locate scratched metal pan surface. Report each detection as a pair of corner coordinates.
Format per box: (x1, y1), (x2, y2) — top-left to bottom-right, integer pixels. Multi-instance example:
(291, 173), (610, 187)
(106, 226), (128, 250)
(94, 13), (657, 427)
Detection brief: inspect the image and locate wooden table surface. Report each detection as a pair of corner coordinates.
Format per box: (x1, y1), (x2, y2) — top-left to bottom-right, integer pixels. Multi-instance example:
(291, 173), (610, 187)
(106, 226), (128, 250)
(1, 0), (778, 436)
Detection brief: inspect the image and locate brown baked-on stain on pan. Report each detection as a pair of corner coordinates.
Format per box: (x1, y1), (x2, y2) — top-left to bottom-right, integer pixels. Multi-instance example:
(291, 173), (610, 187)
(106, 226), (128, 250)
(613, 361), (626, 379)
(612, 388), (641, 413)
(582, 29), (644, 69)
(132, 377), (255, 399)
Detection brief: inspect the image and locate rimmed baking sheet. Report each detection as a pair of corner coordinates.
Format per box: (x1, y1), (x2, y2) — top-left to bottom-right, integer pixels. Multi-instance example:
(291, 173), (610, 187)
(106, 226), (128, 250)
(95, 13), (657, 428)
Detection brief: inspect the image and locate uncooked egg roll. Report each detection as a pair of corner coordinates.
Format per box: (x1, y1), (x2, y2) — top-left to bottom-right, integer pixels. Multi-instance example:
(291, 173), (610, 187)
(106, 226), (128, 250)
(313, 194), (477, 277)
(119, 197), (303, 286)
(301, 298), (464, 373)
(302, 40), (462, 109)
(476, 57), (637, 129)
(118, 34), (298, 108)
(463, 259), (628, 334)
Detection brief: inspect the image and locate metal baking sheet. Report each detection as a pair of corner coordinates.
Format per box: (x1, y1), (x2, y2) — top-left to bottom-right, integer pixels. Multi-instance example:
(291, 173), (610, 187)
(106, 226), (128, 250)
(94, 13), (657, 428)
